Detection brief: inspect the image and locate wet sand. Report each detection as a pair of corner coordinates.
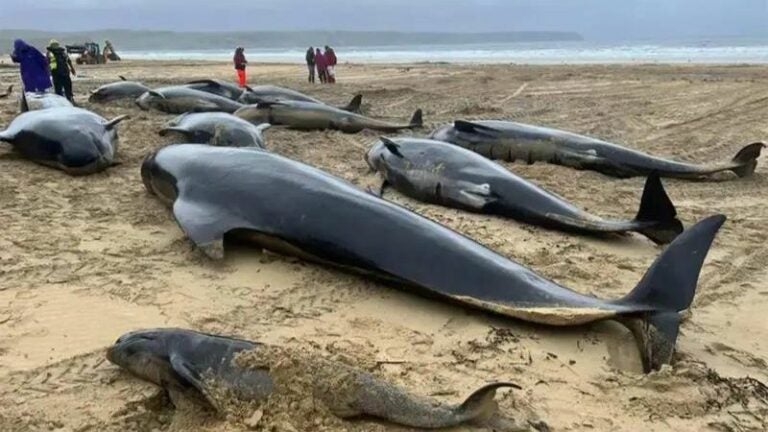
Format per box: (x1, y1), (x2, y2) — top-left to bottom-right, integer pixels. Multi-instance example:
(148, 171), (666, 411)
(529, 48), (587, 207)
(0, 60), (767, 431)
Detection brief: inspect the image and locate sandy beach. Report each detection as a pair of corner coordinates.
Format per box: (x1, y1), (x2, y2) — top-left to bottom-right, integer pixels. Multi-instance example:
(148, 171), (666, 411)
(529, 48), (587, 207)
(0, 60), (767, 431)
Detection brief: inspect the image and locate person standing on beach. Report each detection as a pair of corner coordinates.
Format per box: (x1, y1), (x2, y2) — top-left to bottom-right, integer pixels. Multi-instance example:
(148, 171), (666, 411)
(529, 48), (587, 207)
(324, 45), (337, 84)
(315, 48), (327, 84)
(46, 40), (76, 102)
(10, 39), (52, 93)
(305, 47), (316, 83)
(234, 47), (248, 87)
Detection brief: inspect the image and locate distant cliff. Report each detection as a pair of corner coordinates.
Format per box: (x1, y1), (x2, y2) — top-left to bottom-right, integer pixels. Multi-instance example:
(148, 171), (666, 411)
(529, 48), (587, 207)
(0, 30), (583, 53)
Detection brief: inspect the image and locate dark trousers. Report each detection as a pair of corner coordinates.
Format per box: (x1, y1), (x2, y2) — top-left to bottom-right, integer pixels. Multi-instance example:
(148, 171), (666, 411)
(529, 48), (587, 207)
(52, 73), (73, 102)
(307, 63), (315, 83)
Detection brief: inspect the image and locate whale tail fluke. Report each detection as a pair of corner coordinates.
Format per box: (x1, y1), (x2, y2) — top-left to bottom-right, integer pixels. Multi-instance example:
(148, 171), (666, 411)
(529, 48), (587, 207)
(634, 172), (684, 244)
(730, 142), (765, 177)
(619, 214), (726, 371)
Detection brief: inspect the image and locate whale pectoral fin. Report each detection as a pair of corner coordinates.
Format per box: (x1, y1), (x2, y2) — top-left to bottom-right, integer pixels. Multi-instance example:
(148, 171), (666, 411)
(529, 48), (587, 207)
(455, 182), (498, 209)
(104, 115), (129, 130)
(172, 198), (231, 259)
(169, 353), (221, 411)
(380, 137), (404, 158)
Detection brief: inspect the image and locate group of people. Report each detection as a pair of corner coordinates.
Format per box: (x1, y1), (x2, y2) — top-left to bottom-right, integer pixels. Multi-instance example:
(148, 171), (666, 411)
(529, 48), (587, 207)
(232, 45), (339, 88)
(305, 46), (338, 84)
(10, 39), (77, 102)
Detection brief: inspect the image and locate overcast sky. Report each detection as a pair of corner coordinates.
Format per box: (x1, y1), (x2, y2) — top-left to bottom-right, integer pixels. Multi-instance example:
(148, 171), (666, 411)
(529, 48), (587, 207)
(1, 0), (766, 40)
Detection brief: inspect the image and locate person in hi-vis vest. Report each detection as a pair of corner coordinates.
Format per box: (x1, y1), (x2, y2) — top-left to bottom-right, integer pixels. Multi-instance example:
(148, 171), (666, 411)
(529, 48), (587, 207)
(46, 39), (76, 102)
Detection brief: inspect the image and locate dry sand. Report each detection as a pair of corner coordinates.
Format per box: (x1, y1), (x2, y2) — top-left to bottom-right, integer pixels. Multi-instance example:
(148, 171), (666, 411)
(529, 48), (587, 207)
(0, 60), (767, 431)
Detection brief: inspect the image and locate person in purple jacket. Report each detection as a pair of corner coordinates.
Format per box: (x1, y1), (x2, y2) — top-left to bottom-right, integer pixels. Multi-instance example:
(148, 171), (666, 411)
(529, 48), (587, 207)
(315, 48), (327, 84)
(10, 39), (52, 93)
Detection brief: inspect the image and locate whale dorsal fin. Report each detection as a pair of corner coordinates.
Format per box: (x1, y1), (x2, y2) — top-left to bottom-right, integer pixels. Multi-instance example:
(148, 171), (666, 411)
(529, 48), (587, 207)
(454, 120), (500, 136)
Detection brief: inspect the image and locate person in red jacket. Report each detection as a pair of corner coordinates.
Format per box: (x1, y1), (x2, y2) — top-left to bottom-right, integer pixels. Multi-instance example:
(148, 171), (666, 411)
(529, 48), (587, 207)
(233, 47), (248, 87)
(314, 48), (327, 84)
(324, 46), (337, 84)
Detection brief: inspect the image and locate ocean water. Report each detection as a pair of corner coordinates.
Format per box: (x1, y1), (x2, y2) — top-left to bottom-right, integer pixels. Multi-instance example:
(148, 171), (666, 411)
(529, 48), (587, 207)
(121, 40), (768, 64)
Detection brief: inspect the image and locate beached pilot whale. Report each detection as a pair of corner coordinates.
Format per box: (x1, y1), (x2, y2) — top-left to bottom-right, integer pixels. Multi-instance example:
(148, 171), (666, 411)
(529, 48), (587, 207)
(430, 120), (765, 180)
(235, 100), (422, 133)
(238, 84), (364, 113)
(0, 107), (127, 175)
(136, 86), (244, 114)
(89, 76), (152, 103)
(107, 328), (523, 430)
(159, 112), (270, 148)
(141, 144), (726, 371)
(367, 137), (683, 244)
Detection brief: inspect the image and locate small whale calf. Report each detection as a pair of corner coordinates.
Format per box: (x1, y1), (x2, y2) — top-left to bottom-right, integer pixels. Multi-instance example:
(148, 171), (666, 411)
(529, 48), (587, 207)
(107, 328), (522, 430)
(431, 120), (765, 180)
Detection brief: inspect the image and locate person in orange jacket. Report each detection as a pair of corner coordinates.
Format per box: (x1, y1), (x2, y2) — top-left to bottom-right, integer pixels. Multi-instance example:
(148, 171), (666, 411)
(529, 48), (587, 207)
(234, 47), (248, 87)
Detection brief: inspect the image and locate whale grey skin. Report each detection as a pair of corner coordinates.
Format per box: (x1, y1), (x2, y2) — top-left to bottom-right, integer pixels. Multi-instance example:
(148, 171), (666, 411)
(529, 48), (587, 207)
(430, 120), (766, 180)
(367, 137), (683, 244)
(184, 79), (248, 101)
(141, 144), (726, 371)
(21, 91), (73, 112)
(107, 328), (520, 429)
(89, 76), (152, 103)
(159, 112), (270, 148)
(135, 86), (244, 114)
(0, 107), (127, 175)
(238, 84), (364, 113)
(0, 85), (12, 99)
(235, 100), (421, 133)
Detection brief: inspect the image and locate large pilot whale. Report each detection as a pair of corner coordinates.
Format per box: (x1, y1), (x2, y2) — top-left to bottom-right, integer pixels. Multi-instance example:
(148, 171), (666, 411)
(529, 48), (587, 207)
(141, 144), (726, 372)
